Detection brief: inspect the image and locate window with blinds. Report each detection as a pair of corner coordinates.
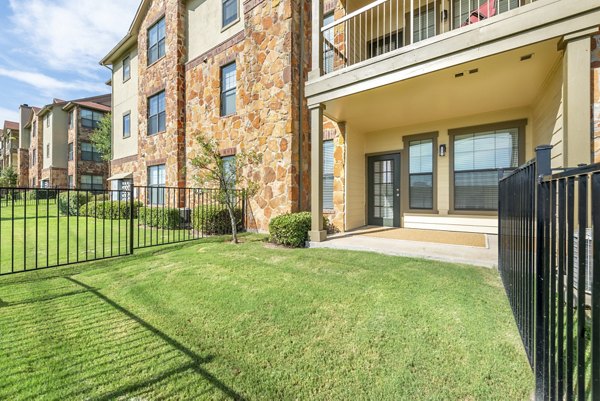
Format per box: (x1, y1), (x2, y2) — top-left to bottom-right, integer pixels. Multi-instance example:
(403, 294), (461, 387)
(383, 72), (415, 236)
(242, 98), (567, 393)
(452, 0), (520, 28)
(453, 128), (519, 211)
(323, 140), (334, 210)
(412, 6), (436, 43)
(409, 139), (433, 209)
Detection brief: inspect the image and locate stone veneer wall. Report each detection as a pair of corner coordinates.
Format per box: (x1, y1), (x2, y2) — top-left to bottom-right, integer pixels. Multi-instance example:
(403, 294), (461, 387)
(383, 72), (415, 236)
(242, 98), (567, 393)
(17, 149), (29, 187)
(184, 0), (312, 232)
(592, 33), (600, 163)
(42, 167), (68, 188)
(136, 0), (187, 190)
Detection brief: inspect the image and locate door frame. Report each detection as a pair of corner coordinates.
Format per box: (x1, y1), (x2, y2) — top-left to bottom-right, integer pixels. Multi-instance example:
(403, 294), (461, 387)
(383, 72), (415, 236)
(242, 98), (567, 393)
(366, 151), (402, 228)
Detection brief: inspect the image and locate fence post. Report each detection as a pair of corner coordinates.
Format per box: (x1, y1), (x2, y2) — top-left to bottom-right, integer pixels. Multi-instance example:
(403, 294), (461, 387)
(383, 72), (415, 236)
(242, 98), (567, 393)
(129, 184), (134, 255)
(534, 144), (552, 400)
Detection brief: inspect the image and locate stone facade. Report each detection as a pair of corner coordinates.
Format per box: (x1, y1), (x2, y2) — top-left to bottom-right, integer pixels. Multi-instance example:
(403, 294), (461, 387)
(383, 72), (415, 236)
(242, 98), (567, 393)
(185, 0), (313, 231)
(323, 117), (345, 231)
(592, 33), (600, 163)
(136, 0), (187, 190)
(66, 107), (110, 188)
(41, 167), (68, 188)
(17, 149), (29, 187)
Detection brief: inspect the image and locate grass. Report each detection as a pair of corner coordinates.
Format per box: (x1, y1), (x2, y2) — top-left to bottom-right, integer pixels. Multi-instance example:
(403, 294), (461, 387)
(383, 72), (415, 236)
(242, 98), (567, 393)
(0, 235), (533, 400)
(0, 200), (191, 275)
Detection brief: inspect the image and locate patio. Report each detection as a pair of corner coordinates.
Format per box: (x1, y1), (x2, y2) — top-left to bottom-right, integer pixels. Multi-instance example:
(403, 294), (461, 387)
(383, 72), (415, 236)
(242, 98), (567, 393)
(309, 226), (498, 268)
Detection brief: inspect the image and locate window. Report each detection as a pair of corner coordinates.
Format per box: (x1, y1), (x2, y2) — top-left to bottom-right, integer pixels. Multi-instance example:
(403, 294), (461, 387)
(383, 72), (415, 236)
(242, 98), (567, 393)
(148, 18), (166, 65)
(46, 143), (50, 158)
(32, 177), (36, 187)
(81, 142), (102, 162)
(222, 156), (236, 188)
(68, 111), (74, 129)
(368, 30), (403, 59)
(41, 179), (49, 188)
(222, 0), (238, 27)
(453, 126), (520, 211)
(147, 164), (166, 205)
(46, 115), (50, 127)
(68, 142), (74, 161)
(148, 91), (166, 135)
(81, 109), (103, 129)
(123, 56), (131, 81)
(220, 62), (236, 116)
(123, 113), (131, 138)
(409, 139), (434, 209)
(81, 175), (104, 191)
(32, 149), (36, 165)
(68, 175), (73, 188)
(411, 5), (436, 43)
(452, 0), (519, 28)
(323, 140), (334, 210)
(32, 122), (36, 137)
(323, 13), (335, 74)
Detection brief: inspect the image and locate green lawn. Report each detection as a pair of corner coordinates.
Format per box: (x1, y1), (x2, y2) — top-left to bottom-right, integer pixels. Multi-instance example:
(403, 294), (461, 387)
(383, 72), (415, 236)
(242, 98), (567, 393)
(0, 201), (191, 275)
(0, 235), (533, 400)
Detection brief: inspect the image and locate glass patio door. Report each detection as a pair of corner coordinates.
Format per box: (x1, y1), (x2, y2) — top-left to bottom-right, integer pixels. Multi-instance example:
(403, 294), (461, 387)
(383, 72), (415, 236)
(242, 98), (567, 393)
(368, 154), (401, 227)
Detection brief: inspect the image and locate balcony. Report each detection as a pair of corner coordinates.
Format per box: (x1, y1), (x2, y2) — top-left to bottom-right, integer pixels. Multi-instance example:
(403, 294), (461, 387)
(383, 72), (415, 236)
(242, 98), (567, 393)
(319, 0), (537, 75)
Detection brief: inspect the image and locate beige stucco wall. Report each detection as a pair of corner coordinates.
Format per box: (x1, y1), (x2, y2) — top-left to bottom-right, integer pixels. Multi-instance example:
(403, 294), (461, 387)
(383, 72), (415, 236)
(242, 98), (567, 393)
(112, 46), (139, 161)
(344, 107), (533, 233)
(186, 0), (244, 62)
(51, 107), (68, 169)
(532, 57), (564, 168)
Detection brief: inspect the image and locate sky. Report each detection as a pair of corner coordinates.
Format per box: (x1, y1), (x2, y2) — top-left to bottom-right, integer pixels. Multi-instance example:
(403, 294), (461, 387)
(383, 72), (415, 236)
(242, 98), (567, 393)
(0, 0), (140, 125)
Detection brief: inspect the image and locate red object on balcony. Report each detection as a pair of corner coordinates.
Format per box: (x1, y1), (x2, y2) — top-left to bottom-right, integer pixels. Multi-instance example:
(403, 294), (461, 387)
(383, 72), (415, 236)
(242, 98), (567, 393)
(461, 0), (497, 27)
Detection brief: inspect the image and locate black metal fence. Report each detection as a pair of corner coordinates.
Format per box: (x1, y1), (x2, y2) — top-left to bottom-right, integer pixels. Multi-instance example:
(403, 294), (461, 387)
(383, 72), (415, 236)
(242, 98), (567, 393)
(0, 186), (246, 276)
(499, 146), (599, 401)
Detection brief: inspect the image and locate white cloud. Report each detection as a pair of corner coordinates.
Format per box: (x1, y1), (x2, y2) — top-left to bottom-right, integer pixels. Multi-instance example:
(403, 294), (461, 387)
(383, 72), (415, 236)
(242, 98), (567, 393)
(8, 0), (139, 73)
(0, 67), (106, 94)
(0, 106), (20, 126)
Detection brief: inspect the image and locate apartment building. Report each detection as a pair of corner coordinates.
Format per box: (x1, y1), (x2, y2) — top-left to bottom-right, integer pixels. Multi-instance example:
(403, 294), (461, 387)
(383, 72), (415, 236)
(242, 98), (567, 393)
(22, 95), (111, 189)
(0, 121), (19, 171)
(305, 0), (600, 241)
(101, 0), (320, 231)
(17, 105), (38, 187)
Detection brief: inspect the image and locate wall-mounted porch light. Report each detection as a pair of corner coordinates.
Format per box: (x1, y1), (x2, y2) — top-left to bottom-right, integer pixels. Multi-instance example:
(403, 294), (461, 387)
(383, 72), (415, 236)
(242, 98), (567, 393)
(439, 144), (447, 157)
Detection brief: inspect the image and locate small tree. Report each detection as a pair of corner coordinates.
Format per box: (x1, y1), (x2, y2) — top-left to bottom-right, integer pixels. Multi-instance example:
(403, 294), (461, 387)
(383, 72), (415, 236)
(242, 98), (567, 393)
(190, 133), (261, 244)
(0, 166), (18, 188)
(90, 113), (112, 161)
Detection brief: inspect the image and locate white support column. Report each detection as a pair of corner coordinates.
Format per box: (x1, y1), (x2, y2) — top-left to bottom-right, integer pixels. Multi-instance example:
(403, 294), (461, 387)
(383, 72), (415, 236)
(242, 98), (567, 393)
(309, 0), (323, 81)
(309, 104), (327, 242)
(561, 29), (595, 166)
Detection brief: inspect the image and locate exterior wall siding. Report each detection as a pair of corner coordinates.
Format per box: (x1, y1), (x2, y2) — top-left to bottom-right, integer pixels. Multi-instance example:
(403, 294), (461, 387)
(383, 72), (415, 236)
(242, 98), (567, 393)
(28, 115), (44, 187)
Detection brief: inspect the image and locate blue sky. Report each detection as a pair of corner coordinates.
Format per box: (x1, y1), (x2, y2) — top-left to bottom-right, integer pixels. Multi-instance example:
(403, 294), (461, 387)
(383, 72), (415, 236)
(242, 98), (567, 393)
(0, 0), (140, 124)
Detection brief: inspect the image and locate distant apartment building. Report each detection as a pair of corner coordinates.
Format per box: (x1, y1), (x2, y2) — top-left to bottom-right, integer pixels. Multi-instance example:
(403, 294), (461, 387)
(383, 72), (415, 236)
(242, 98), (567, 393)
(17, 105), (37, 187)
(1, 121), (19, 171)
(21, 95), (111, 189)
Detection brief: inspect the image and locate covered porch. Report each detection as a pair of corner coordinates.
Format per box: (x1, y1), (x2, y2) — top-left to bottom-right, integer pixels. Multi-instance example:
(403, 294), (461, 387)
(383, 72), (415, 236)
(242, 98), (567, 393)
(308, 33), (594, 241)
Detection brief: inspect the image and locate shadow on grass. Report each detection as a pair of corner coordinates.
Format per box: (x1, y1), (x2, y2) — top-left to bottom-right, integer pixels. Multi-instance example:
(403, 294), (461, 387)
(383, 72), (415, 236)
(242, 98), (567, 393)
(0, 248), (247, 400)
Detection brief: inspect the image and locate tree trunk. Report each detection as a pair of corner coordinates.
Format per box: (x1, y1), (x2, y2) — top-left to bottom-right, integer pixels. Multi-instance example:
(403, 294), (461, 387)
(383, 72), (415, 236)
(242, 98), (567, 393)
(226, 202), (238, 244)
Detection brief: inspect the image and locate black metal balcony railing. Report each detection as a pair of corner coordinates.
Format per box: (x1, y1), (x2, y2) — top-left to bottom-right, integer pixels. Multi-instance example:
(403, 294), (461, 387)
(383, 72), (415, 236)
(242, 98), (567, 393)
(321, 0), (537, 74)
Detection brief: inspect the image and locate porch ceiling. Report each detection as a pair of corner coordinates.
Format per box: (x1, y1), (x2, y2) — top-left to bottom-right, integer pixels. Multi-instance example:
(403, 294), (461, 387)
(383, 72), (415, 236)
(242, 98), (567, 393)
(324, 38), (561, 133)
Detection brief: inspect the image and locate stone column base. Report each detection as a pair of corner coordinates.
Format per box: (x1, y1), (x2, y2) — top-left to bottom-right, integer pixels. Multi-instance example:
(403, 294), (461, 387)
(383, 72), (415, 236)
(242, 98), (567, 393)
(309, 230), (327, 242)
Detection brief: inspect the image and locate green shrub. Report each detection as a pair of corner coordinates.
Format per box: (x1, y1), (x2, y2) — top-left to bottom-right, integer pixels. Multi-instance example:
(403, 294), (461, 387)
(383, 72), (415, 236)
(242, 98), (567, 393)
(269, 212), (328, 248)
(192, 206), (243, 235)
(58, 191), (93, 216)
(79, 200), (142, 219)
(25, 189), (57, 200)
(138, 206), (182, 229)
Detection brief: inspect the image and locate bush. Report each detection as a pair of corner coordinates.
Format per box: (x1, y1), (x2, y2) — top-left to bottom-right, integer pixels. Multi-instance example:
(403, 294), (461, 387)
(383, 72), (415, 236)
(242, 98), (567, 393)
(25, 189), (57, 200)
(138, 206), (182, 229)
(192, 206), (243, 235)
(58, 191), (93, 216)
(269, 212), (328, 248)
(79, 200), (142, 219)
